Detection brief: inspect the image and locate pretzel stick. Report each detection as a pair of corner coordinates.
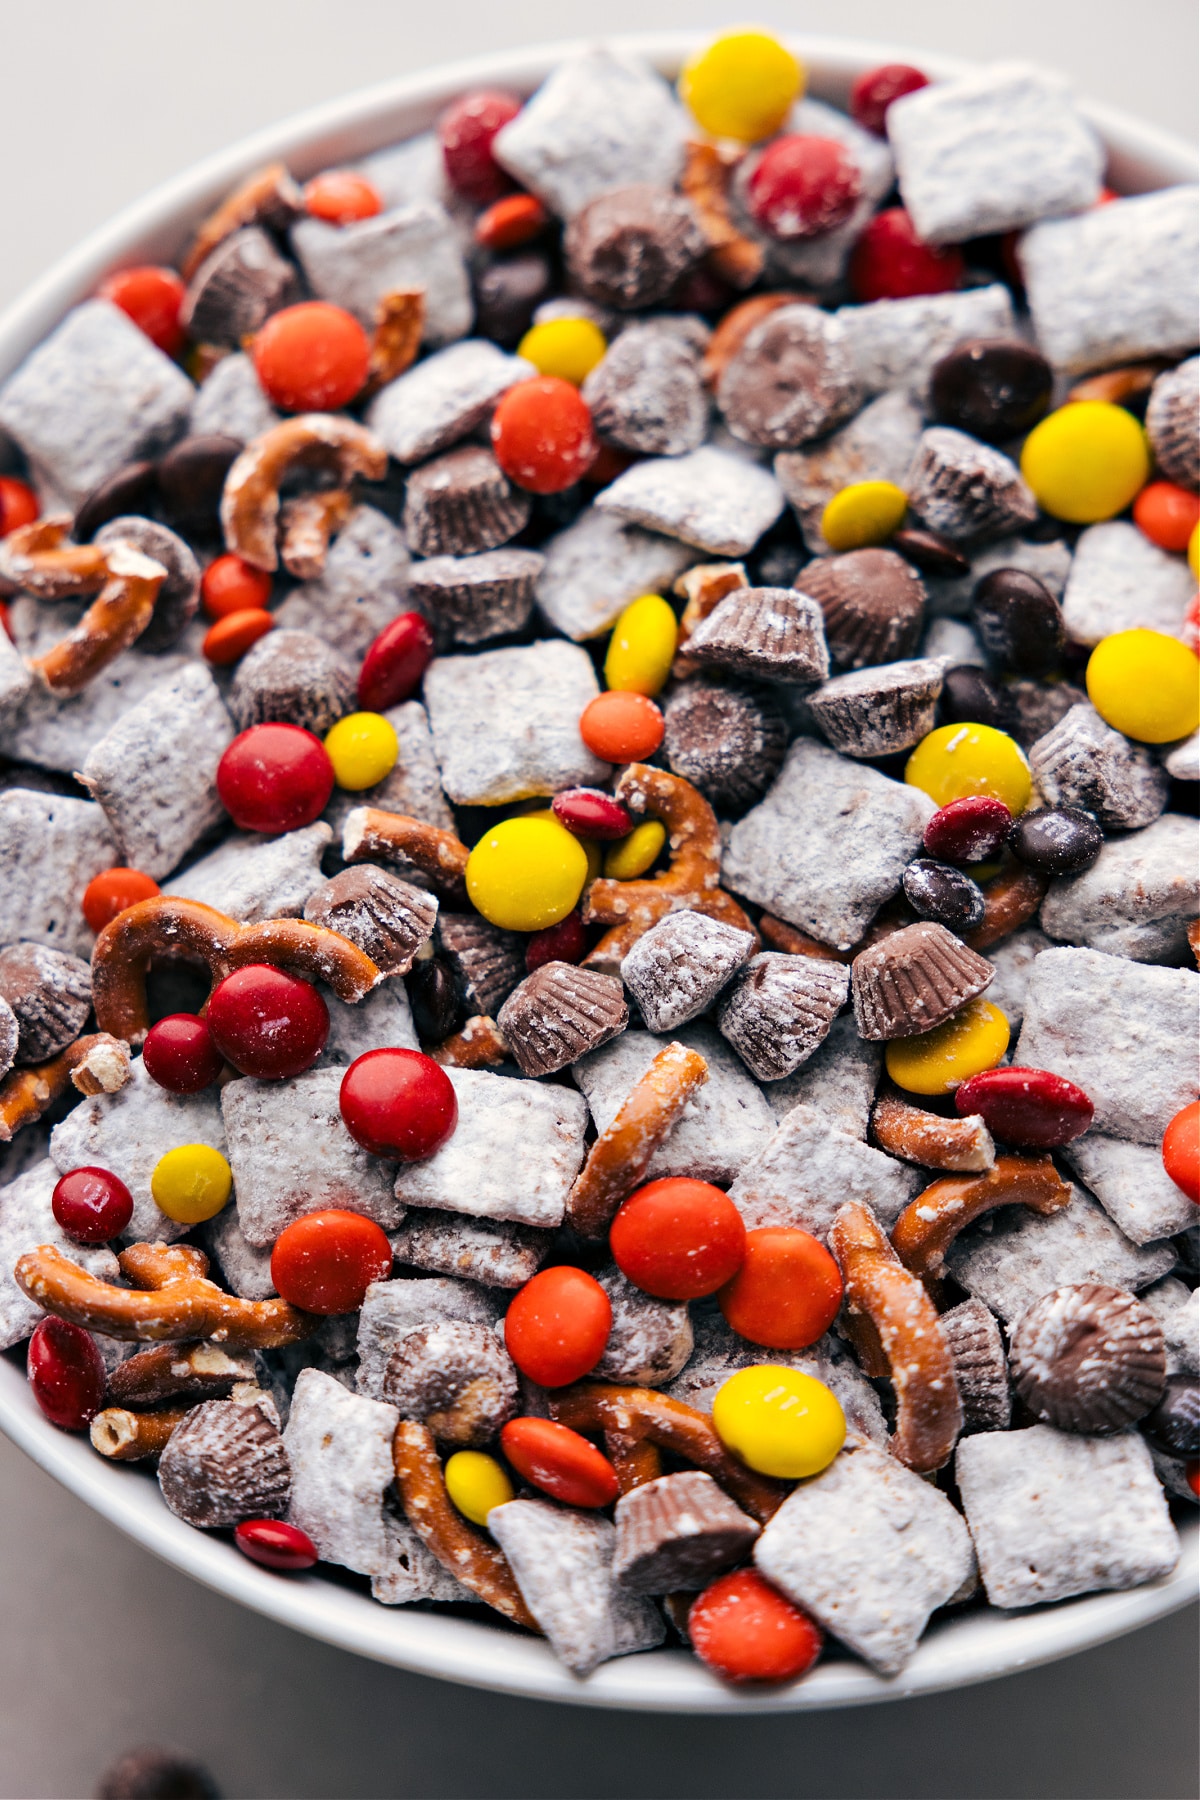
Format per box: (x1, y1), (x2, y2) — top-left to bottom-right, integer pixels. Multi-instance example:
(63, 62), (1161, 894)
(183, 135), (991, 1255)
(279, 488), (352, 579)
(181, 161), (302, 281)
(391, 1420), (540, 1630)
(604, 1429), (663, 1494)
(90, 1406), (192, 1461)
(964, 862), (1048, 950)
(33, 540), (167, 695)
(759, 914), (851, 964)
(363, 289), (425, 397)
(871, 1095), (996, 1173)
(221, 415), (387, 572)
(343, 807), (471, 901)
(830, 1201), (962, 1473)
(107, 1342), (257, 1407)
(567, 1042), (709, 1240)
(890, 1154), (1072, 1279)
(0, 1032), (131, 1143)
(0, 517), (108, 598)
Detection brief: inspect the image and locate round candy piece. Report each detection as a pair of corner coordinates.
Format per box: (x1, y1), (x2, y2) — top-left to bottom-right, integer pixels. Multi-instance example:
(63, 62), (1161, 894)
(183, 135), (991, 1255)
(150, 1143), (233, 1224)
(954, 1066), (1094, 1148)
(203, 607), (274, 666)
(579, 691), (664, 763)
(97, 265), (186, 357)
(929, 339), (1053, 444)
(1020, 402), (1150, 524)
(679, 31), (803, 143)
(610, 1178), (746, 1300)
(323, 711), (399, 791)
(444, 1450), (515, 1526)
(525, 911), (587, 972)
(820, 481), (907, 553)
(201, 552), (272, 620)
(207, 964), (329, 1080)
(850, 208), (964, 303)
(27, 1316), (106, 1431)
(217, 724), (334, 834)
(491, 377), (596, 495)
(271, 1209), (394, 1314)
(476, 194), (549, 253)
(51, 1166), (133, 1244)
(1086, 629), (1200, 744)
(923, 796), (1013, 866)
(357, 612), (434, 712)
(747, 135), (861, 240)
(603, 820), (666, 880)
(406, 956), (462, 1045)
(905, 722), (1032, 815)
(466, 815), (589, 932)
(901, 859), (986, 934)
(500, 1416), (620, 1508)
(438, 88), (521, 203)
(81, 866), (160, 933)
(938, 665), (1009, 733)
(0, 475), (40, 537)
(551, 789), (632, 841)
(303, 170), (382, 225)
(885, 997), (1010, 1096)
(891, 527), (970, 578)
(504, 1265), (612, 1388)
(712, 1365), (845, 1479)
(1141, 1376), (1200, 1459)
(849, 62), (928, 134)
(339, 1048), (458, 1161)
(1190, 520), (1200, 581)
(516, 316), (607, 386)
(252, 302), (370, 412)
(971, 569), (1065, 676)
(1162, 1100), (1200, 1204)
(235, 1518), (319, 1571)
(1009, 806), (1103, 877)
(689, 1568), (824, 1685)
(718, 1227), (842, 1350)
(603, 593), (678, 697)
(142, 1012), (224, 1094)
(1133, 480), (1200, 553)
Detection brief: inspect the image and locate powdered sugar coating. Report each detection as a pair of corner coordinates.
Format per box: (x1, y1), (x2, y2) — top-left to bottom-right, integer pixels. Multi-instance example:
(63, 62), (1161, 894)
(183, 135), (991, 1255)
(716, 953), (849, 1082)
(906, 427), (1037, 547)
(356, 1275), (502, 1401)
(189, 350), (279, 444)
(366, 341), (534, 465)
(940, 1298), (1011, 1434)
(834, 286), (1016, 402)
(292, 204), (471, 345)
(1030, 704), (1169, 833)
(595, 446), (785, 557)
(591, 1266), (693, 1387)
(164, 823), (332, 922)
(324, 700), (455, 842)
(389, 1210), (549, 1290)
(1063, 1133), (1197, 1247)
(0, 788), (117, 958)
(318, 980), (419, 1067)
(0, 1159), (119, 1349)
(200, 1204), (276, 1301)
(535, 507), (694, 642)
(775, 392), (923, 555)
(1040, 814), (1198, 965)
(620, 910), (756, 1034)
(982, 927), (1051, 1031)
(1059, 521), (1195, 646)
(727, 1103), (922, 1242)
(284, 1368), (401, 1578)
(808, 656), (945, 758)
(766, 1010), (882, 1138)
(273, 506), (411, 663)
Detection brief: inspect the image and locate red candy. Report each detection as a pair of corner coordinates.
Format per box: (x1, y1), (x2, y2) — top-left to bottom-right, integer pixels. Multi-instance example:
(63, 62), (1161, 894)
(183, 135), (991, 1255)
(27, 1316), (106, 1431)
(954, 1066), (1095, 1148)
(0, 475), (39, 537)
(438, 89), (521, 203)
(923, 796), (1014, 865)
(206, 964), (329, 1080)
(475, 194), (549, 251)
(850, 208), (965, 303)
(610, 1178), (746, 1300)
(503, 1265), (612, 1388)
(201, 553), (272, 620)
(718, 1227), (842, 1350)
(203, 608), (274, 666)
(525, 911), (587, 972)
(357, 611), (435, 712)
(747, 135), (862, 240)
(142, 1013), (224, 1093)
(252, 302), (371, 412)
(551, 788), (634, 841)
(499, 1416), (620, 1508)
(51, 1166), (133, 1245)
(81, 865), (160, 933)
(849, 63), (930, 136)
(303, 170), (382, 225)
(271, 1208), (394, 1314)
(578, 691), (664, 763)
(1187, 1462), (1200, 1499)
(217, 724), (334, 834)
(235, 1517), (319, 1571)
(1133, 481), (1200, 554)
(338, 1048), (458, 1161)
(491, 377), (597, 495)
(1162, 1101), (1200, 1204)
(97, 265), (186, 357)
(688, 1569), (824, 1685)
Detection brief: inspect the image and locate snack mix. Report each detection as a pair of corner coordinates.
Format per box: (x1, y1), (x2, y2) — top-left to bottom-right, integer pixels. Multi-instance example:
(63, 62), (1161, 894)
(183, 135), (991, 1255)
(1, 31), (1198, 1689)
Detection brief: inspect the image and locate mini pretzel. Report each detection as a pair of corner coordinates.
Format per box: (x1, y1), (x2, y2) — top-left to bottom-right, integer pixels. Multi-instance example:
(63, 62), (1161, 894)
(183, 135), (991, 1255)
(33, 539), (168, 695)
(180, 161), (303, 281)
(680, 141), (764, 291)
(890, 1154), (1072, 1280)
(90, 1405), (192, 1462)
(603, 1429), (663, 1494)
(759, 914), (851, 965)
(363, 289), (425, 396)
(14, 1242), (317, 1348)
(829, 1201), (962, 1473)
(0, 1031), (131, 1143)
(90, 895), (380, 1045)
(1067, 361), (1168, 406)
(549, 1385), (788, 1523)
(106, 1341), (257, 1408)
(432, 1016), (509, 1069)
(582, 765), (756, 970)
(964, 862), (1047, 950)
(279, 488), (353, 579)
(391, 1420), (539, 1631)
(700, 292), (802, 390)
(1189, 918), (1200, 964)
(872, 1094), (996, 1174)
(343, 807), (471, 902)
(567, 1042), (709, 1240)
(221, 415), (388, 573)
(671, 561), (748, 677)
(0, 516), (108, 598)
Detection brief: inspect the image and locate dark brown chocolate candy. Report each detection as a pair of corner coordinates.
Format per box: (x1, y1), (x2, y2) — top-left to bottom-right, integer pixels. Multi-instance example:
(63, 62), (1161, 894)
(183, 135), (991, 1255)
(304, 866), (438, 976)
(406, 954), (464, 1044)
(583, 324), (709, 456)
(939, 664), (1009, 732)
(715, 951), (850, 1081)
(157, 1399), (291, 1529)
(797, 548), (926, 670)
(0, 942), (92, 1062)
(940, 1298), (1011, 1433)
(851, 920), (995, 1041)
(612, 1471), (759, 1593)
(663, 678), (787, 814)
(157, 434), (242, 536)
(402, 445), (531, 558)
(472, 252), (554, 346)
(684, 586), (829, 683)
(381, 1319), (518, 1447)
(1009, 805), (1103, 877)
(929, 338), (1053, 444)
(228, 628), (356, 736)
(1142, 1375), (1200, 1458)
(1010, 1284), (1166, 1434)
(95, 516), (201, 651)
(96, 1746), (220, 1800)
(901, 860), (987, 934)
(437, 912), (526, 1018)
(716, 304), (860, 449)
(890, 528), (971, 579)
(180, 226), (299, 348)
(496, 961), (628, 1077)
(565, 185), (706, 311)
(407, 547), (542, 647)
(971, 568), (1065, 675)
(73, 460), (160, 542)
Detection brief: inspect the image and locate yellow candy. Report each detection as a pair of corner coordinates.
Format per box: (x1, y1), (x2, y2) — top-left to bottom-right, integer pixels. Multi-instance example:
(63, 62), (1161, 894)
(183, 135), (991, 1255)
(1189, 520), (1199, 581)
(905, 722), (1032, 815)
(712, 1365), (845, 1479)
(324, 711), (399, 791)
(604, 593), (678, 696)
(1086, 629), (1200, 744)
(886, 998), (1011, 1097)
(466, 815), (588, 931)
(444, 1450), (514, 1527)
(680, 31), (803, 143)
(1020, 402), (1150, 524)
(517, 316), (607, 386)
(520, 806), (601, 882)
(151, 1143), (232, 1224)
(820, 480), (908, 552)
(603, 818), (666, 879)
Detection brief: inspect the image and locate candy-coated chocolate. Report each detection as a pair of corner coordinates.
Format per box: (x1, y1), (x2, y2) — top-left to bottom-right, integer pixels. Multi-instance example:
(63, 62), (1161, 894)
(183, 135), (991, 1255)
(850, 61), (928, 133)
(324, 711), (399, 791)
(517, 316), (607, 386)
(680, 31), (803, 143)
(504, 1265), (612, 1387)
(1009, 806), (1103, 877)
(203, 607), (274, 666)
(902, 858), (986, 933)
(938, 665), (1009, 732)
(524, 911), (587, 971)
(905, 722), (1032, 815)
(406, 955), (463, 1044)
(201, 553), (272, 620)
(712, 1365), (845, 1479)
(603, 819), (667, 880)
(0, 474), (40, 536)
(208, 965), (329, 1081)
(885, 997), (1010, 1096)
(339, 1048), (458, 1161)
(1086, 629), (1200, 744)
(747, 135), (861, 240)
(217, 724), (335, 834)
(579, 691), (664, 763)
(850, 208), (964, 303)
(466, 815), (589, 932)
(1162, 1100), (1200, 1204)
(689, 1568), (824, 1684)
(270, 1208), (394, 1314)
(551, 789), (634, 841)
(491, 376), (596, 494)
(235, 1518), (320, 1570)
(1141, 1377), (1200, 1459)
(929, 339), (1053, 444)
(97, 265), (186, 357)
(27, 1317), (106, 1431)
(1020, 402), (1150, 524)
(51, 1166), (133, 1244)
(891, 527), (970, 577)
(81, 866), (160, 933)
(971, 569), (1065, 675)
(1132, 480), (1200, 552)
(610, 1178), (746, 1300)
(954, 1065), (1095, 1148)
(150, 1143), (233, 1224)
(143, 1013), (225, 1094)
(604, 593), (678, 697)
(821, 481), (908, 553)
(476, 194), (549, 252)
(718, 1228), (843, 1351)
(303, 170), (382, 224)
(444, 1450), (515, 1526)
(253, 302), (370, 413)
(923, 796), (1013, 865)
(438, 89), (521, 203)
(357, 611), (434, 713)
(500, 1416), (620, 1507)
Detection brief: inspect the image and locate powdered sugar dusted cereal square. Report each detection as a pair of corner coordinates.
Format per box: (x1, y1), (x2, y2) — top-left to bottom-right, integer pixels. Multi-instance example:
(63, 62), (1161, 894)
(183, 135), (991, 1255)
(596, 446), (785, 558)
(373, 1502), (473, 1606)
(1063, 1133), (1196, 1247)
(273, 506), (411, 664)
(775, 392), (923, 553)
(366, 341), (534, 465)
(1039, 814), (1198, 965)
(1060, 522), (1195, 645)
(389, 1209), (550, 1290)
(163, 823), (332, 921)
(765, 1011), (882, 1137)
(0, 1160), (119, 1349)
(727, 1104), (922, 1242)
(293, 204), (472, 345)
(356, 1275), (501, 1401)
(319, 981), (419, 1067)
(535, 508), (693, 641)
(200, 1203), (276, 1301)
(834, 286), (1015, 403)
(982, 927), (1051, 1032)
(0, 789), (117, 958)
(189, 351), (279, 445)
(283, 1368), (400, 1578)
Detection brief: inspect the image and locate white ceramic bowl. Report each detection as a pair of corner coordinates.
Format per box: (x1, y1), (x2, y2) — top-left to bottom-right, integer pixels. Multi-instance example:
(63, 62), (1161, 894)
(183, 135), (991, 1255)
(0, 32), (1195, 1713)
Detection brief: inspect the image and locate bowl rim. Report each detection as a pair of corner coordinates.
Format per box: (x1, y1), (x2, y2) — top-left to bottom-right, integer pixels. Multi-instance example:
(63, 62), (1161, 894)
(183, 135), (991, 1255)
(0, 30), (1196, 1714)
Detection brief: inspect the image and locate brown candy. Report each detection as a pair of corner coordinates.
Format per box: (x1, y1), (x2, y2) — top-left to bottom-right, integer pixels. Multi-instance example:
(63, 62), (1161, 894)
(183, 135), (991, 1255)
(582, 325), (709, 456)
(939, 1297), (1011, 1433)
(156, 1397), (291, 1528)
(564, 184), (706, 311)
(228, 628), (356, 736)
(402, 445), (531, 558)
(663, 679), (786, 814)
(797, 548), (927, 671)
(157, 433), (242, 538)
(808, 657), (945, 760)
(437, 912), (526, 1018)
(303, 866), (438, 976)
(181, 227), (299, 347)
(73, 461), (160, 545)
(496, 961), (628, 1078)
(1009, 1283), (1167, 1435)
(716, 304), (860, 450)
(612, 1470), (760, 1593)
(851, 921), (995, 1041)
(381, 1319), (519, 1448)
(0, 942), (92, 1063)
(407, 548), (542, 648)
(684, 586), (829, 683)
(715, 951), (849, 1082)
(907, 428), (1037, 547)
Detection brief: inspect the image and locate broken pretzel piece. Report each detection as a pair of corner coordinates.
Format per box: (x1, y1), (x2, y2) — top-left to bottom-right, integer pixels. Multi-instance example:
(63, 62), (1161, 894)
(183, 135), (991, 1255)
(1, 518), (169, 695)
(363, 289), (426, 397)
(0, 515), (108, 598)
(759, 913), (851, 965)
(830, 1200), (963, 1474)
(180, 161), (303, 281)
(964, 861), (1047, 951)
(279, 488), (353, 579)
(220, 414), (387, 573)
(343, 806), (471, 902)
(90, 1405), (193, 1462)
(872, 1094), (996, 1174)
(671, 560), (748, 678)
(680, 142), (764, 292)
(107, 1341), (258, 1408)
(0, 1031), (131, 1143)
(431, 1016), (509, 1069)
(567, 1041), (709, 1241)
(890, 1153), (1072, 1280)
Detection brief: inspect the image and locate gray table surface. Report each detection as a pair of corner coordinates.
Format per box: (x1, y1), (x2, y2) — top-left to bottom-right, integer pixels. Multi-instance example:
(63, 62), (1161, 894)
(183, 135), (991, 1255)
(1, 4), (1197, 1796)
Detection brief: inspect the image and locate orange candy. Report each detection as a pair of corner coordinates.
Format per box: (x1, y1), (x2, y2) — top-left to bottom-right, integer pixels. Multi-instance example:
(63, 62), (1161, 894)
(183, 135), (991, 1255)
(303, 170), (383, 225)
(474, 193), (549, 251)
(499, 1417), (620, 1509)
(252, 301), (371, 412)
(718, 1226), (843, 1349)
(579, 691), (665, 763)
(203, 608), (275, 666)
(81, 866), (160, 933)
(490, 376), (597, 494)
(1162, 1100), (1200, 1204)
(1133, 480), (1200, 553)
(503, 1264), (612, 1387)
(688, 1569), (824, 1685)
(201, 553), (273, 620)
(0, 475), (39, 537)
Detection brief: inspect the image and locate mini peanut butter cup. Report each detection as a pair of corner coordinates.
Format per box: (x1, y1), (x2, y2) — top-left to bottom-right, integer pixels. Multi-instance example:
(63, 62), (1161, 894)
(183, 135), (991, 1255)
(437, 912), (527, 1018)
(663, 678), (786, 813)
(851, 920), (995, 1041)
(717, 951), (850, 1081)
(408, 547), (542, 648)
(684, 586), (829, 683)
(808, 656), (946, 759)
(1145, 358), (1199, 491)
(612, 1471), (760, 1594)
(1010, 1283), (1167, 1434)
(497, 961), (628, 1077)
(403, 444), (531, 558)
(796, 548), (927, 670)
(304, 866), (438, 976)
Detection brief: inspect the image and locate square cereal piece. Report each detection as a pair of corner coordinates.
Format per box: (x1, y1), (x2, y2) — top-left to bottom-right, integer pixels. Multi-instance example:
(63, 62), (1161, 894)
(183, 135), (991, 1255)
(592, 1265), (693, 1387)
(273, 506), (411, 664)
(373, 1501), (474, 1606)
(1063, 1134), (1196, 1247)
(595, 446), (784, 557)
(492, 46), (687, 220)
(0, 1160), (119, 1349)
(1020, 187), (1199, 375)
(0, 788), (117, 958)
(955, 1426), (1178, 1609)
(0, 629), (32, 730)
(728, 1104), (923, 1242)
(1139, 1278), (1200, 1376)
(79, 663), (233, 879)
(1014, 947), (1199, 1144)
(391, 1068), (588, 1228)
(1040, 814), (1198, 965)
(200, 1204), (275, 1301)
(834, 287), (1016, 403)
(283, 1367), (400, 1577)
(1060, 522), (1195, 645)
(355, 131), (459, 212)
(983, 927), (1051, 1032)
(765, 1010), (882, 1138)
(389, 1209), (550, 1290)
(0, 300), (194, 507)
(189, 352), (279, 445)
(50, 1055), (227, 1245)
(356, 1275), (502, 1400)
(754, 1443), (975, 1674)
(487, 1498), (666, 1676)
(423, 640), (607, 804)
(776, 393), (923, 554)
(366, 342), (534, 466)
(572, 1023), (776, 1186)
(163, 823), (331, 921)
(222, 1068), (404, 1248)
(945, 1187), (1177, 1326)
(324, 699), (455, 843)
(888, 65), (1102, 244)
(4, 631), (193, 775)
(535, 508), (693, 641)
(724, 738), (935, 950)
(292, 204), (472, 345)
(318, 981), (419, 1066)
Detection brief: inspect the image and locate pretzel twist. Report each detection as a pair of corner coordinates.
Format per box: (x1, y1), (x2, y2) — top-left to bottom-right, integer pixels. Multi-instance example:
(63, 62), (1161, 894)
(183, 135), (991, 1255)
(871, 1095), (996, 1174)
(106, 1341), (257, 1408)
(90, 896), (380, 1045)
(343, 807), (470, 901)
(0, 519), (169, 695)
(964, 862), (1048, 950)
(431, 1016), (509, 1069)
(567, 1042), (709, 1240)
(604, 1429), (663, 1494)
(890, 1154), (1072, 1279)
(221, 415), (388, 572)
(0, 516), (109, 598)
(830, 1201), (962, 1473)
(0, 1032), (131, 1143)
